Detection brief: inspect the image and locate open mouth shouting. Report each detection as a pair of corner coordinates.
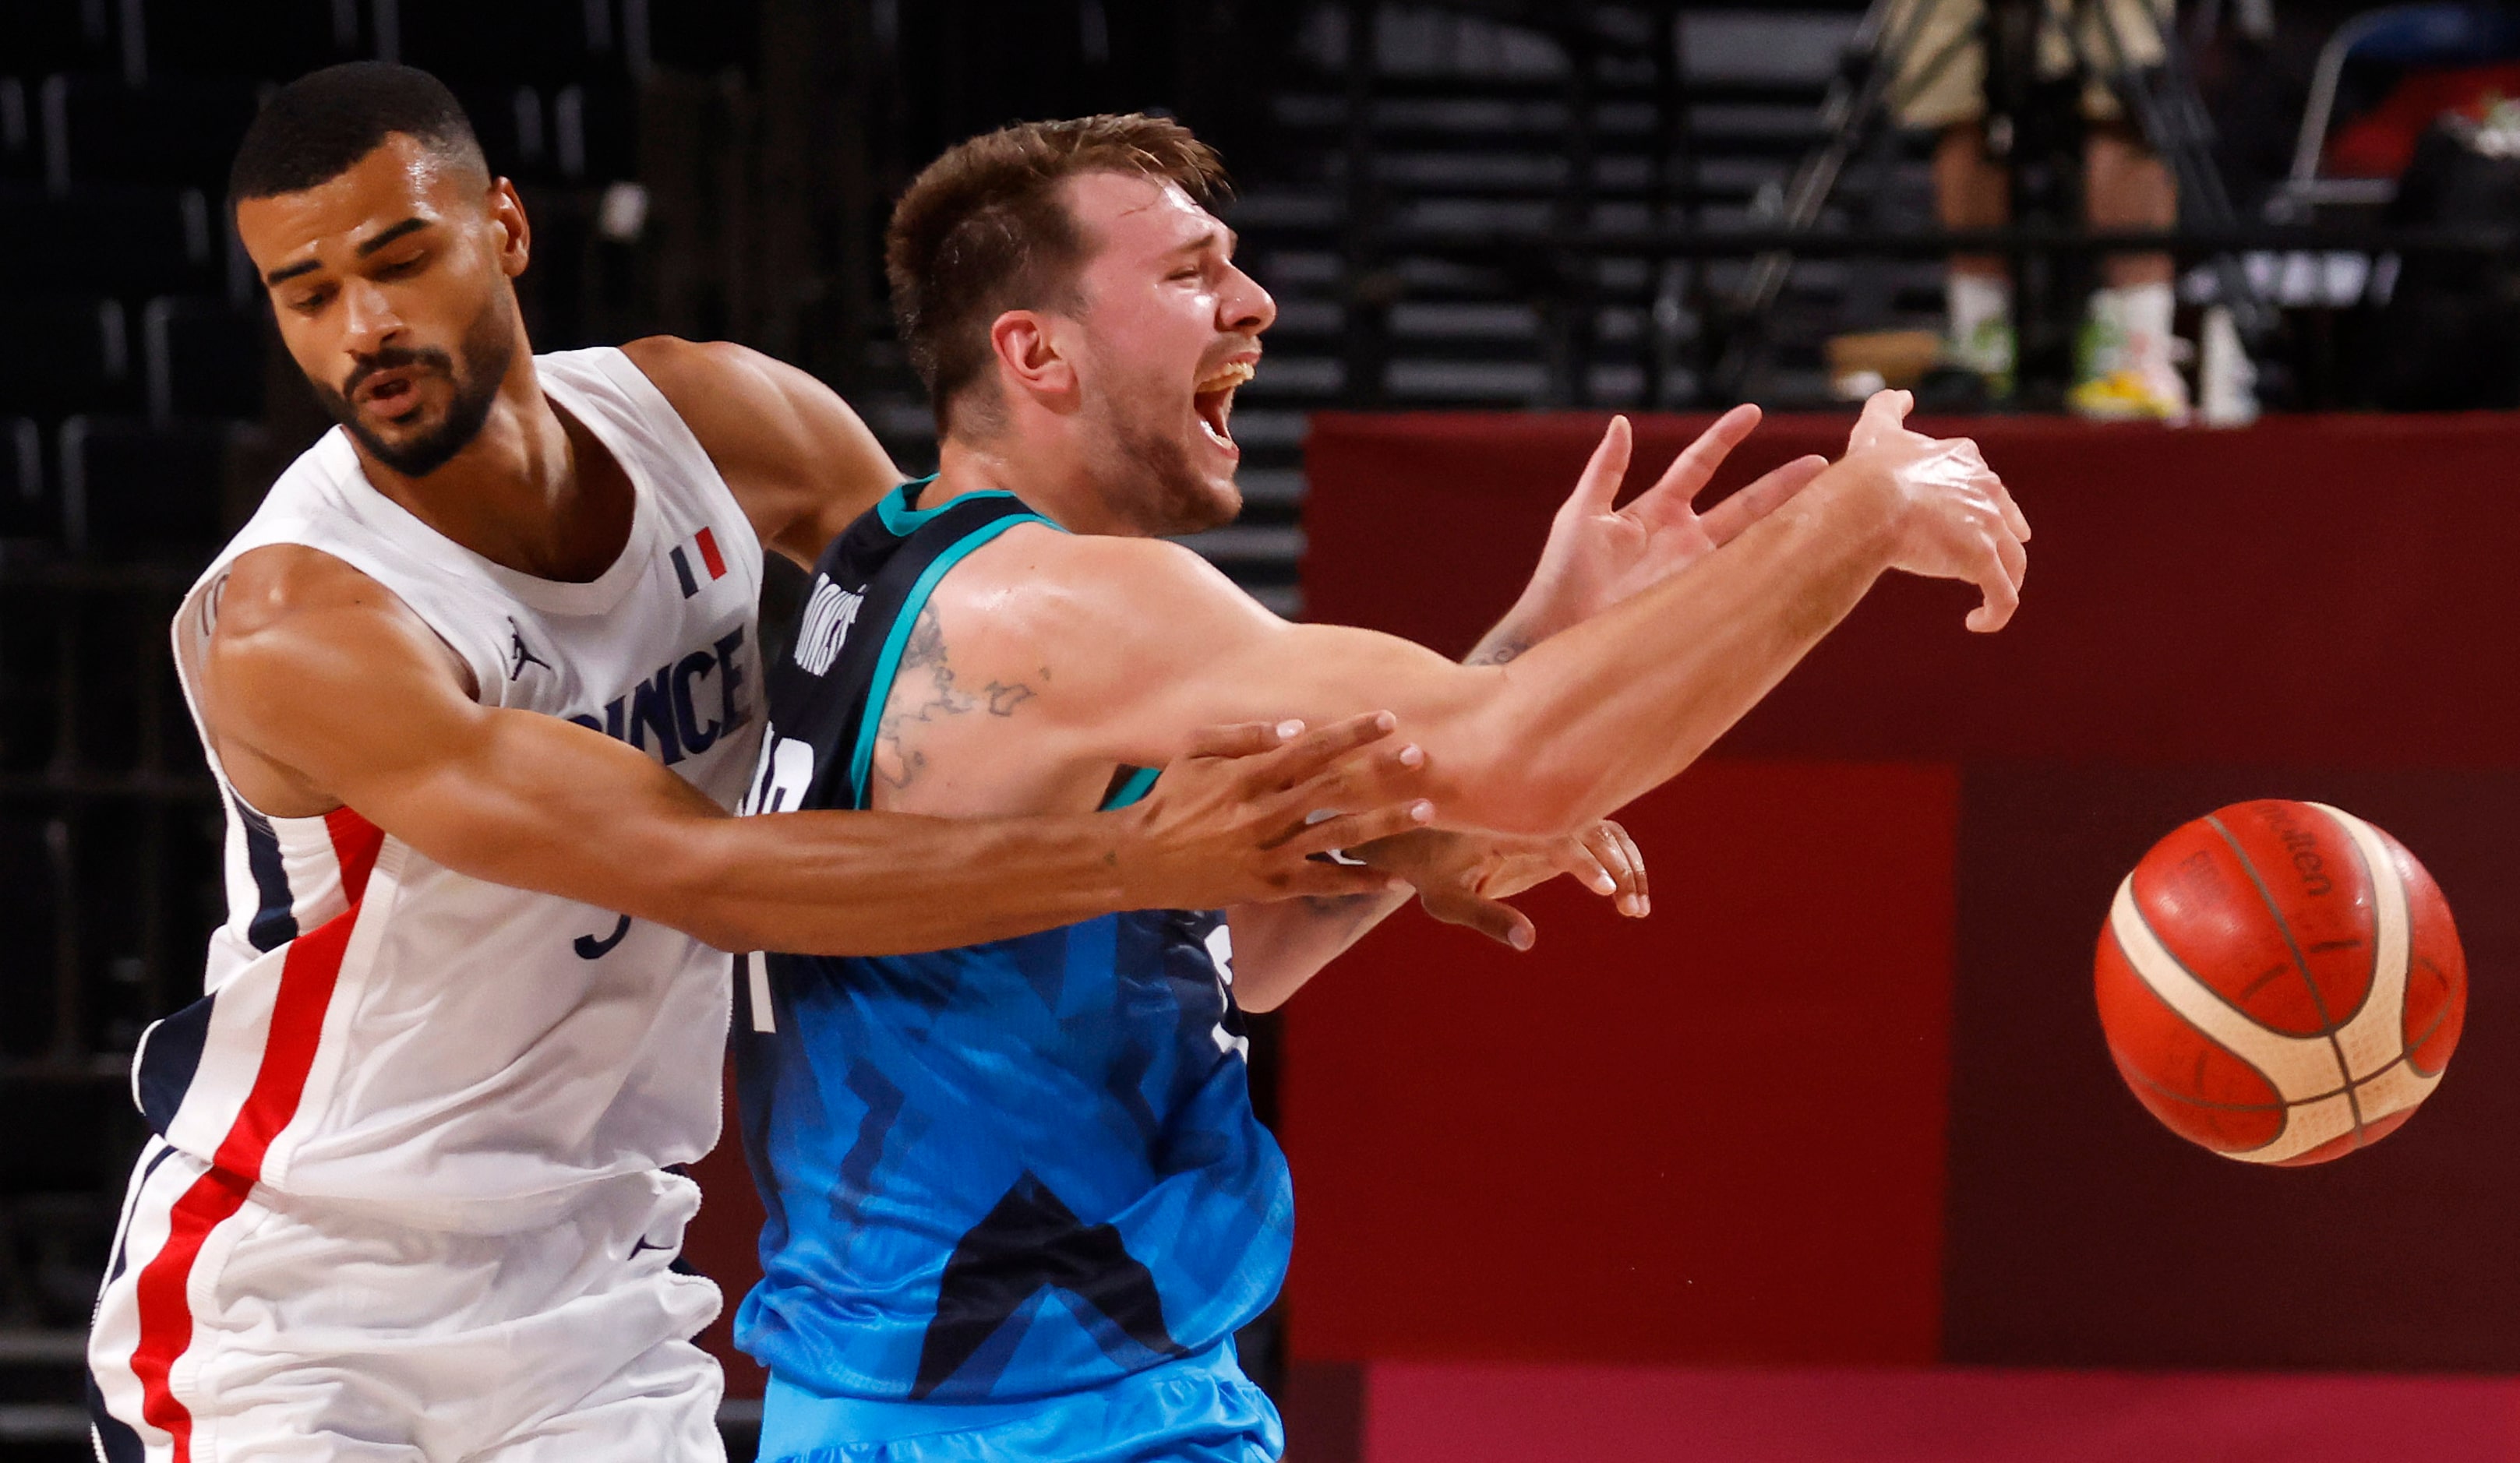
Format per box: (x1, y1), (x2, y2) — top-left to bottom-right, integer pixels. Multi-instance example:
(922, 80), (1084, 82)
(1193, 358), (1256, 456)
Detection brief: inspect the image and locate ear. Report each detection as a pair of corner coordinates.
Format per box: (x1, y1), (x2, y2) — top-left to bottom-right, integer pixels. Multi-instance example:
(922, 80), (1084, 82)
(487, 176), (532, 278)
(988, 308), (1077, 411)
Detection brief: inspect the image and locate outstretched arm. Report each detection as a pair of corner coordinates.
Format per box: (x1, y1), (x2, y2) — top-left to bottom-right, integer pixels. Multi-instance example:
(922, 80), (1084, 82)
(1467, 406), (1831, 665)
(197, 547), (1431, 957)
(948, 391), (2028, 840)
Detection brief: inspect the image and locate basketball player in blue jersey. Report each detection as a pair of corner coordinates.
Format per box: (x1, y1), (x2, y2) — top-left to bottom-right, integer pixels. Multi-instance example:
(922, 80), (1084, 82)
(734, 116), (2028, 1461)
(90, 67), (1478, 1463)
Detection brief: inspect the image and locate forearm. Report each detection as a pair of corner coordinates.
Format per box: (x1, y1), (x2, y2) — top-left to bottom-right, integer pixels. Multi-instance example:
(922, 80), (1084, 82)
(1227, 888), (1410, 1012)
(666, 807), (1142, 956)
(1468, 464), (1901, 833)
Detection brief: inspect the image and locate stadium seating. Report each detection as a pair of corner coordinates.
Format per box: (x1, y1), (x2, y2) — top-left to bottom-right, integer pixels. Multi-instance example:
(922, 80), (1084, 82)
(39, 72), (264, 193)
(0, 297), (132, 421)
(129, 0), (369, 86)
(0, 418), (44, 541)
(142, 296), (265, 422)
(0, 182), (221, 298)
(58, 415), (234, 555)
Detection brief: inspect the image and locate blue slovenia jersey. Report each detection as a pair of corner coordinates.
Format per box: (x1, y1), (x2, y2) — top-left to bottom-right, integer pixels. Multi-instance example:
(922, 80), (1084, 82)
(731, 481), (1292, 1404)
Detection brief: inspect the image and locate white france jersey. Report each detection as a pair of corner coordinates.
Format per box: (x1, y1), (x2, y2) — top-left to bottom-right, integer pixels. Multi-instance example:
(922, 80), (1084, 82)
(147, 345), (762, 1231)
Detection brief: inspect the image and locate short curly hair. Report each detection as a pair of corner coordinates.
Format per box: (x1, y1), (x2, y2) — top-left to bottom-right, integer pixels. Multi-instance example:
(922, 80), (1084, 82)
(886, 114), (1231, 435)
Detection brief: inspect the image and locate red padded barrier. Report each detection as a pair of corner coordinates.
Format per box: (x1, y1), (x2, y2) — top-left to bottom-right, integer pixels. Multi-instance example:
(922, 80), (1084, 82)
(1283, 761), (1959, 1365)
(1303, 411), (2520, 765)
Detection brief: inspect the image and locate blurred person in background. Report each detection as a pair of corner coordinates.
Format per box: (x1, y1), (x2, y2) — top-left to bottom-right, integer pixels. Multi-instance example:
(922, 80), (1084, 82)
(1890, 0), (2190, 419)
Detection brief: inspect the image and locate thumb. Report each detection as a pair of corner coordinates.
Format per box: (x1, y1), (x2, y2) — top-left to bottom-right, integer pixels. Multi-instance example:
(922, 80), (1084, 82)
(1849, 388), (1913, 452)
(1565, 415), (1632, 516)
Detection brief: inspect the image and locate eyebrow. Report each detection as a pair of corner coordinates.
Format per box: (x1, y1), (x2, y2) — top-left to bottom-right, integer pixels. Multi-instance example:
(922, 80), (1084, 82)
(263, 216), (433, 287)
(355, 217), (432, 257)
(1174, 227), (1238, 258)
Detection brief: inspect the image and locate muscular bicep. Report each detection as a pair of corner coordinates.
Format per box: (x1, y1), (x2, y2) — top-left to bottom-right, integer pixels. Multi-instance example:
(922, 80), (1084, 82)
(978, 537), (1519, 818)
(201, 576), (738, 929)
(623, 336), (901, 566)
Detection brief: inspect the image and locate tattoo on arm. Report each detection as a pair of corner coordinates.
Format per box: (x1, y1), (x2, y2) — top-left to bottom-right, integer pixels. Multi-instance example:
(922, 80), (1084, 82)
(1465, 637), (1528, 667)
(874, 605), (1036, 791)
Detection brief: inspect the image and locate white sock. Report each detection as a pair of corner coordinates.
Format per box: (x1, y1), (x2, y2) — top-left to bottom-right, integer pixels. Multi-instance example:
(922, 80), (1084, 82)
(2095, 281), (2176, 343)
(1948, 272), (2010, 340)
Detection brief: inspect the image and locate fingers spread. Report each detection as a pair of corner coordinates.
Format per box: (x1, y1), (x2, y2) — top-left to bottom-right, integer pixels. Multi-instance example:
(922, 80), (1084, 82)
(1282, 799), (1436, 856)
(1566, 415), (1634, 516)
(1636, 403), (1761, 520)
(1250, 710), (1399, 792)
(1185, 719), (1298, 761)
(1276, 861), (1411, 902)
(1699, 453), (1829, 546)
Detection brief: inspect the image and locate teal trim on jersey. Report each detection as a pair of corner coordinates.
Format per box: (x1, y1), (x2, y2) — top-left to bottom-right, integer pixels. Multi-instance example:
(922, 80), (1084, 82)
(846, 512), (1054, 808)
(875, 478), (1025, 537)
(1101, 765), (1160, 810)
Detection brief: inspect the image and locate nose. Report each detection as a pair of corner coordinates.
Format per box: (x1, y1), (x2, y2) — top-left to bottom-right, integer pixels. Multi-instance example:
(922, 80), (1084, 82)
(1219, 261), (1275, 335)
(339, 276), (405, 356)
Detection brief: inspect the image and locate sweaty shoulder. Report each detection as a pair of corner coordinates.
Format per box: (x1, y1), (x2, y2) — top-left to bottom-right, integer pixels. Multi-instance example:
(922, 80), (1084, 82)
(209, 544), (475, 698)
(620, 335), (899, 564)
(930, 524), (1283, 709)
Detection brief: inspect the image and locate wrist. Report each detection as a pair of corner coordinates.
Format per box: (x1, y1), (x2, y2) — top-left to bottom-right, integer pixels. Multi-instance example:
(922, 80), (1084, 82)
(1817, 450), (1911, 569)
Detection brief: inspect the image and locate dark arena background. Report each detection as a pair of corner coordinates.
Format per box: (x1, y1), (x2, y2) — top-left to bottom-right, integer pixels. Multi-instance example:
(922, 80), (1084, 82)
(6, 1), (2520, 1458)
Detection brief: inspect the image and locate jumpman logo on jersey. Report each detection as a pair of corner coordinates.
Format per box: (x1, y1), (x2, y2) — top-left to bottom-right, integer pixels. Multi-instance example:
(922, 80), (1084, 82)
(506, 617), (552, 681)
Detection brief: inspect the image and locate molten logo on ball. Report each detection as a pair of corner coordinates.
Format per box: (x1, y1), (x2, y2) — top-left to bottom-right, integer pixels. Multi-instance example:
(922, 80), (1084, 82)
(2094, 800), (2465, 1165)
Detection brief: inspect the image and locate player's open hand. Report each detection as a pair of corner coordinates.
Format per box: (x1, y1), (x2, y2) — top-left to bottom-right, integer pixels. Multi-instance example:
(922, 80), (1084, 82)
(1844, 389), (2032, 633)
(1357, 820), (1648, 950)
(1503, 410), (1831, 643)
(1120, 711), (1436, 910)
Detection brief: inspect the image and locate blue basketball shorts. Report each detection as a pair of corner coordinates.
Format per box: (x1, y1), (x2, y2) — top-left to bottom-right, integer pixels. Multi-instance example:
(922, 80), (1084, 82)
(754, 1341), (1283, 1463)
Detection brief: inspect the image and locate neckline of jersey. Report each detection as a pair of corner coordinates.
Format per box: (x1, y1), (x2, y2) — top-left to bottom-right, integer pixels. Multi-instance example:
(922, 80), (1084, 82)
(879, 478), (1071, 538)
(323, 357), (662, 619)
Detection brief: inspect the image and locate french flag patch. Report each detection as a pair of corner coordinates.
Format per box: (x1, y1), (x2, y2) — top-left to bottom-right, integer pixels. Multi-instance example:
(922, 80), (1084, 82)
(670, 527), (728, 598)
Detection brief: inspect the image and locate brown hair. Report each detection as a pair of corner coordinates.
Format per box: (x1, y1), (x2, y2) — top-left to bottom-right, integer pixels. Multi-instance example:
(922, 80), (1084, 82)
(885, 114), (1231, 435)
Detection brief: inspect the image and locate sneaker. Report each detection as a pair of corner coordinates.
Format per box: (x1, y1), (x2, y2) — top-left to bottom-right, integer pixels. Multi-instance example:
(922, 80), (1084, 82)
(2070, 316), (2192, 423)
(1943, 316), (2016, 399)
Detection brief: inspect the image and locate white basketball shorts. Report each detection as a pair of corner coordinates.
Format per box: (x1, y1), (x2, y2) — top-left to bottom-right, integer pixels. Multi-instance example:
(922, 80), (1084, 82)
(86, 1140), (725, 1461)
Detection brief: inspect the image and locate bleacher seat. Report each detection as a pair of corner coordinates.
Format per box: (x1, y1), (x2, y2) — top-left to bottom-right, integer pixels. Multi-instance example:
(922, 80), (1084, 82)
(0, 183), (217, 298)
(389, 1), (624, 86)
(142, 297), (264, 421)
(552, 76), (637, 182)
(130, 0), (366, 86)
(0, 817), (59, 1047)
(454, 83), (554, 183)
(0, 78), (33, 184)
(0, 418), (45, 541)
(40, 73), (264, 194)
(59, 415), (231, 555)
(0, 1), (119, 82)
(0, 297), (132, 420)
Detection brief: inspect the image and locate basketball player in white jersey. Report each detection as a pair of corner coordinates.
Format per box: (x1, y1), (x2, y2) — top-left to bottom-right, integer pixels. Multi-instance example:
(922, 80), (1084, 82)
(83, 65), (1531, 1463)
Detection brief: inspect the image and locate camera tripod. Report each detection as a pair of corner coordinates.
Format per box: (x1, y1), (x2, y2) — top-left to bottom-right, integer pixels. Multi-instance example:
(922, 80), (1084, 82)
(1714, 0), (2269, 405)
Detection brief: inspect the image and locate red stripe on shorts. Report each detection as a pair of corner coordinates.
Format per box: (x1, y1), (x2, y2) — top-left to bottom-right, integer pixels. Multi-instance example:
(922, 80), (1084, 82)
(125, 810), (383, 1461)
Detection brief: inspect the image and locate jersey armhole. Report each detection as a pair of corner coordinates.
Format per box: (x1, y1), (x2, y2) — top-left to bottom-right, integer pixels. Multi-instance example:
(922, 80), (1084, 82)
(1100, 766), (1159, 810)
(843, 511), (1053, 809)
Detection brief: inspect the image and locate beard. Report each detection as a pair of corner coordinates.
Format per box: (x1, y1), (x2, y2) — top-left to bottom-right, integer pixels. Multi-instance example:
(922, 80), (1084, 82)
(313, 290), (517, 478)
(1076, 369), (1239, 538)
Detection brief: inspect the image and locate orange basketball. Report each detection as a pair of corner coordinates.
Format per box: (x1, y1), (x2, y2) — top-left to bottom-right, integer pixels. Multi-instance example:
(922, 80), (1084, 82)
(2094, 800), (2465, 1165)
